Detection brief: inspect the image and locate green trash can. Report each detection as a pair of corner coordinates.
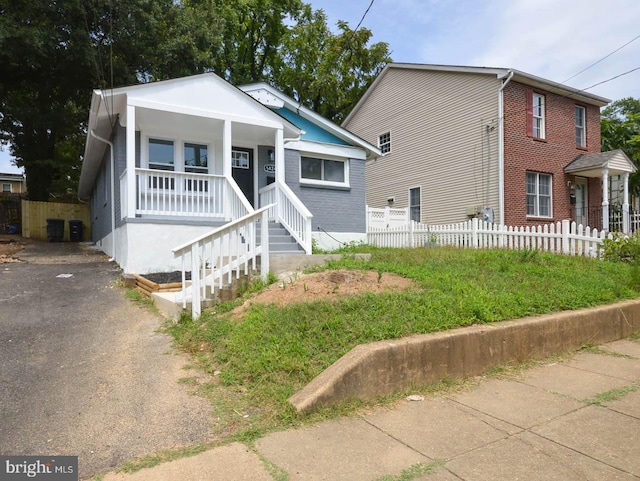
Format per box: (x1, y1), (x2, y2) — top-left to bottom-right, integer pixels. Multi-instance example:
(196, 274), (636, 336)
(69, 219), (83, 242)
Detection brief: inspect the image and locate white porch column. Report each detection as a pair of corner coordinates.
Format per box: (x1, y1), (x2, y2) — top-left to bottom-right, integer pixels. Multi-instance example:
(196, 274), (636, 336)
(223, 120), (232, 177)
(223, 120), (232, 219)
(602, 168), (609, 231)
(275, 128), (285, 183)
(126, 104), (136, 219)
(623, 172), (630, 234)
(275, 128), (285, 220)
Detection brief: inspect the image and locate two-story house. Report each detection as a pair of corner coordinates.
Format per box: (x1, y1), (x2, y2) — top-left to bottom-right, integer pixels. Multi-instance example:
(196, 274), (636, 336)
(0, 172), (26, 195)
(343, 63), (635, 232)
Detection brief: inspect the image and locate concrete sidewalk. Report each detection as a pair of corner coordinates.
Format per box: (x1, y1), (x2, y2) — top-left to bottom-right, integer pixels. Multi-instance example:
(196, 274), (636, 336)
(101, 338), (640, 481)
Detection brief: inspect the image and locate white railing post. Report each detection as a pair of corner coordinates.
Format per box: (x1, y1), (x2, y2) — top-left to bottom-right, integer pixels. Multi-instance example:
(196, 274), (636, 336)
(191, 243), (201, 319)
(261, 208), (270, 279)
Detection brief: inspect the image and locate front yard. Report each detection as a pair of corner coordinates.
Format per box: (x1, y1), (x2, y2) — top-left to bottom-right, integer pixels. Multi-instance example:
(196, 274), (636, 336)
(162, 246), (640, 447)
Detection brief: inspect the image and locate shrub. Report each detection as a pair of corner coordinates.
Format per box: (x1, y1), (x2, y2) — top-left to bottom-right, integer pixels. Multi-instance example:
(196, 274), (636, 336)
(602, 233), (640, 264)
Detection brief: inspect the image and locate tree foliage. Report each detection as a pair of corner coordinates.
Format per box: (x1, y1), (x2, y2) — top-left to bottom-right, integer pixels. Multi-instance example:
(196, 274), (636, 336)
(0, 0), (391, 199)
(602, 97), (640, 197)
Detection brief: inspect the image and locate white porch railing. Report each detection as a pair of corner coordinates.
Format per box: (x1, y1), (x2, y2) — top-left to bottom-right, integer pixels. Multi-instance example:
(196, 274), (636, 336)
(122, 168), (252, 219)
(368, 218), (612, 257)
(172, 205), (273, 319)
(259, 182), (313, 254)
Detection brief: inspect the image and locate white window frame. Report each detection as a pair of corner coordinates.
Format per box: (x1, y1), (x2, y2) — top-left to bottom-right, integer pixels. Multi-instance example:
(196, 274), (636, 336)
(378, 132), (391, 154)
(2, 183), (11, 193)
(231, 149), (250, 169)
(409, 186), (421, 223)
(146, 136), (176, 171)
(575, 106), (586, 147)
(299, 154), (350, 188)
(143, 134), (212, 174)
(526, 172), (552, 218)
(184, 142), (209, 173)
(533, 93), (545, 139)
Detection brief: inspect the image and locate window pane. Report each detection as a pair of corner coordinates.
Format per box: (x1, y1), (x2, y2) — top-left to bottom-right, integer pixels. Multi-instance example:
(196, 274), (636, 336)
(185, 143), (208, 172)
(539, 175), (550, 195)
(526, 173), (536, 194)
(409, 187), (421, 222)
(301, 157), (322, 180)
(323, 160), (345, 182)
(526, 194), (536, 216)
(232, 150), (249, 169)
(149, 139), (174, 169)
(539, 196), (550, 217)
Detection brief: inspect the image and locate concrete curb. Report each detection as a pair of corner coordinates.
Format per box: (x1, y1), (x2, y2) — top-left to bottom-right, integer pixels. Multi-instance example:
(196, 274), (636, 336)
(289, 298), (640, 413)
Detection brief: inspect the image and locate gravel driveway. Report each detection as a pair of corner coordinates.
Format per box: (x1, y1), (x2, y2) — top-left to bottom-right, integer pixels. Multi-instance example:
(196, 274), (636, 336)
(0, 241), (213, 479)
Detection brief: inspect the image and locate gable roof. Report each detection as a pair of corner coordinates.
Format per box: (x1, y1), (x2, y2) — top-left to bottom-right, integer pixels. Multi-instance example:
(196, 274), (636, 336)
(343, 63), (611, 125)
(80, 73), (303, 197)
(564, 149), (636, 176)
(239, 83), (382, 159)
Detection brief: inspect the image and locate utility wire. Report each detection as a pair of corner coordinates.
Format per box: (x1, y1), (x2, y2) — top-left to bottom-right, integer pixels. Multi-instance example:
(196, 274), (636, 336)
(562, 33), (640, 83)
(353, 0), (375, 33)
(579, 66), (640, 92)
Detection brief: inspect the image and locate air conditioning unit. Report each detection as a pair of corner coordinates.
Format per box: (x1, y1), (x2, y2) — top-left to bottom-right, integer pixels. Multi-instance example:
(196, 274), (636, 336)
(466, 205), (482, 217)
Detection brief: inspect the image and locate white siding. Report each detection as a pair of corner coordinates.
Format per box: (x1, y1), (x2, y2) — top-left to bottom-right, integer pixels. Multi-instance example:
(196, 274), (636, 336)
(345, 68), (501, 224)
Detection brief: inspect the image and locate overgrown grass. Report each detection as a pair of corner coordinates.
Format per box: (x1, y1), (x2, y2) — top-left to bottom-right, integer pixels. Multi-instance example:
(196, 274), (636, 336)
(167, 246), (640, 438)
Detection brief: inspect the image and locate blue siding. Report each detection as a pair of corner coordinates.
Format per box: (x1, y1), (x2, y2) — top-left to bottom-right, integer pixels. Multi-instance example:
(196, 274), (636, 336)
(284, 149), (366, 233)
(275, 108), (349, 146)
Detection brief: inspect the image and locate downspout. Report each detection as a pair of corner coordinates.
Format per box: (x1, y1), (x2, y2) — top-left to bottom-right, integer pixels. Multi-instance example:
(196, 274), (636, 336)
(498, 70), (514, 225)
(89, 130), (116, 262)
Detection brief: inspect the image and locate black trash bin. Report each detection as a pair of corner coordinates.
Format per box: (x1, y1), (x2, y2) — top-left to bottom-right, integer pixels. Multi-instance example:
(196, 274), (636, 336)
(69, 219), (83, 242)
(46, 218), (65, 242)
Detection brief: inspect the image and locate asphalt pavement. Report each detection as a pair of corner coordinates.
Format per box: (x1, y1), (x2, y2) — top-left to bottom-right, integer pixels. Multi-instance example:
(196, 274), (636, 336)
(0, 240), (214, 479)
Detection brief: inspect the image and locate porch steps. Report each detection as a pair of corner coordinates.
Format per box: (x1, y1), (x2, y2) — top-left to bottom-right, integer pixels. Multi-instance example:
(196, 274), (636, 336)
(258, 221), (305, 254)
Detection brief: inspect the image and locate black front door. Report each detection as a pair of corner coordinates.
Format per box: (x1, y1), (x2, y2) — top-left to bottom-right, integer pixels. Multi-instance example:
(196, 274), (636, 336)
(231, 147), (254, 207)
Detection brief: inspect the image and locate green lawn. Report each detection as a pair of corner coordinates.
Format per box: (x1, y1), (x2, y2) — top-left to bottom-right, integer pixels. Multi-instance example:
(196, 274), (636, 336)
(167, 246), (640, 439)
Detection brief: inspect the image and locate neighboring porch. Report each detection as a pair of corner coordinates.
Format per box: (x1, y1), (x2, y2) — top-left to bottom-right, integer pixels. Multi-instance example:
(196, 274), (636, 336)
(564, 149), (637, 234)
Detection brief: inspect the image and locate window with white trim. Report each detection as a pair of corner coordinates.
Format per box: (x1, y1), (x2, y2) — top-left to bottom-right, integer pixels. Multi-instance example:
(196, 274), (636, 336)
(526, 172), (552, 217)
(300, 156), (347, 186)
(378, 132), (391, 154)
(149, 138), (174, 171)
(184, 143), (208, 173)
(2, 183), (11, 193)
(575, 106), (586, 147)
(533, 94), (545, 139)
(232, 149), (250, 169)
(409, 186), (421, 222)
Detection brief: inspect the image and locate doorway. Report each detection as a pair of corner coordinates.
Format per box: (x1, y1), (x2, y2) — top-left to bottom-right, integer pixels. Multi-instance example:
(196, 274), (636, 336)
(575, 178), (588, 227)
(231, 147), (254, 207)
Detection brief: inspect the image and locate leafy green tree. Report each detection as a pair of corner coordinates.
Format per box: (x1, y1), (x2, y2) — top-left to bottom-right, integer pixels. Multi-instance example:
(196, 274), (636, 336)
(602, 97), (640, 196)
(276, 6), (391, 123)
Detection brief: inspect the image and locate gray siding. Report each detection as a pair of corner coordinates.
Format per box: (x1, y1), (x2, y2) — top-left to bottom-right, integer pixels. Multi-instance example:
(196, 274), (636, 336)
(284, 149), (366, 233)
(90, 149), (112, 242)
(344, 68), (501, 225)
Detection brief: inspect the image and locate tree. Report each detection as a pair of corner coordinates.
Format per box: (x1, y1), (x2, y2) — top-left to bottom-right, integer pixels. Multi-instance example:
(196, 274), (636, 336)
(0, 0), (217, 200)
(602, 98), (640, 196)
(276, 6), (391, 123)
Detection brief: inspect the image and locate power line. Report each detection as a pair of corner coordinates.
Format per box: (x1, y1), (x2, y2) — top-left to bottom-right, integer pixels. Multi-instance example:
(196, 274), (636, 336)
(580, 65), (640, 92)
(562, 33), (640, 84)
(353, 0), (375, 33)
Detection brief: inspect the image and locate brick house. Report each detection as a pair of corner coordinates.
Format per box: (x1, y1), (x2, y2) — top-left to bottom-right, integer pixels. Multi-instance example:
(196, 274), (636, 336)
(343, 63), (636, 232)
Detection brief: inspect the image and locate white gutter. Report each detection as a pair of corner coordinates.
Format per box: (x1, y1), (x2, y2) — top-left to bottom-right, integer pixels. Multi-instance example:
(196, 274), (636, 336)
(498, 70), (514, 225)
(89, 129), (116, 262)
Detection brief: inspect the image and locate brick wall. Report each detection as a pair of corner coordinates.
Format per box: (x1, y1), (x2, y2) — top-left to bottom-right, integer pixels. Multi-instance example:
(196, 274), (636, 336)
(503, 81), (602, 227)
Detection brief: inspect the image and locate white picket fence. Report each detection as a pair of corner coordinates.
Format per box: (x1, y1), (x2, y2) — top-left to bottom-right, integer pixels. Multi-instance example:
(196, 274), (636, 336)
(368, 218), (612, 257)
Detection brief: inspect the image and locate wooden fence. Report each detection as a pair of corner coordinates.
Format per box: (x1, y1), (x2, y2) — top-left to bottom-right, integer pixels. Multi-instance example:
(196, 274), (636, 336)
(21, 200), (91, 241)
(368, 218), (611, 257)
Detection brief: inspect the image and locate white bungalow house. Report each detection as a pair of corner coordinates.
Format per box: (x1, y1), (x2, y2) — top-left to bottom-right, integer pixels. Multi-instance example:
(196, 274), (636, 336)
(78, 73), (380, 278)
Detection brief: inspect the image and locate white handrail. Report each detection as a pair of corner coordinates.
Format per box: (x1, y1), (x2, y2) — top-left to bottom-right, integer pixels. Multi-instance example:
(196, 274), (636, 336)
(259, 182), (313, 254)
(172, 204), (273, 319)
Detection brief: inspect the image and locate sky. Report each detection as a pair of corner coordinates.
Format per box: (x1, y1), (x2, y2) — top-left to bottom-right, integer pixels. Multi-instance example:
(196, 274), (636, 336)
(2, 0), (639, 175)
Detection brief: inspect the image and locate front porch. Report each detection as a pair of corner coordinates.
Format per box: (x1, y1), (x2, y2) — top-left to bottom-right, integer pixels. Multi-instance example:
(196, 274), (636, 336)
(564, 149), (637, 234)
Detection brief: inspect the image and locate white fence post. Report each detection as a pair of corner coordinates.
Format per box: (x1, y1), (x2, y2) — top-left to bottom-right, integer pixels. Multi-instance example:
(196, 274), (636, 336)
(472, 218), (479, 248)
(561, 219), (570, 255)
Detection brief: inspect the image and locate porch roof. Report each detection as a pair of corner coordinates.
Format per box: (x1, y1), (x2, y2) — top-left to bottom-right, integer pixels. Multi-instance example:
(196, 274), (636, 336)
(563, 149), (636, 177)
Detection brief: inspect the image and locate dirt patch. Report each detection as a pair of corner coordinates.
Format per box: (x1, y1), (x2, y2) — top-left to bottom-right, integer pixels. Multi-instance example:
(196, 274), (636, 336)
(231, 269), (415, 316)
(0, 236), (26, 263)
